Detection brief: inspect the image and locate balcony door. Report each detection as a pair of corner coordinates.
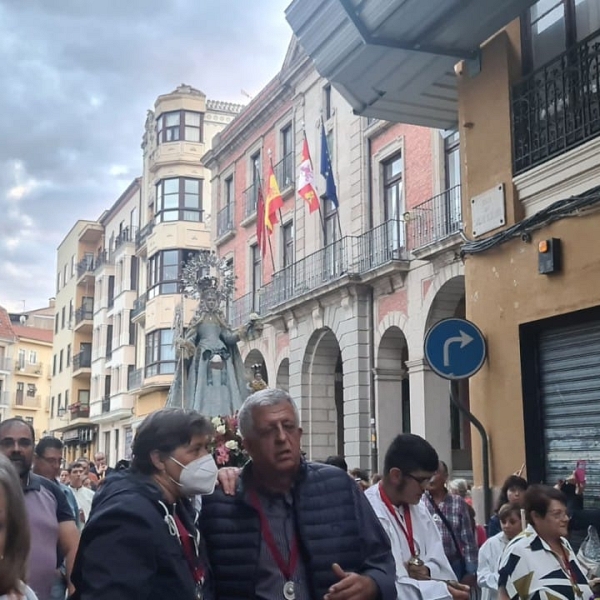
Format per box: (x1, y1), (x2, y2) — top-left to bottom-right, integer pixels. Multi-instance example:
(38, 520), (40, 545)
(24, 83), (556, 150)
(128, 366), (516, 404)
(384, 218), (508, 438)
(383, 153), (404, 254)
(444, 131), (462, 236)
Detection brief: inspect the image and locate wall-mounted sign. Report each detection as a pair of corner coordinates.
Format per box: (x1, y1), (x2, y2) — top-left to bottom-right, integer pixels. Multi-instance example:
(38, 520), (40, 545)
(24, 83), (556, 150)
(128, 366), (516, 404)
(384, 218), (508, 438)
(471, 184), (506, 237)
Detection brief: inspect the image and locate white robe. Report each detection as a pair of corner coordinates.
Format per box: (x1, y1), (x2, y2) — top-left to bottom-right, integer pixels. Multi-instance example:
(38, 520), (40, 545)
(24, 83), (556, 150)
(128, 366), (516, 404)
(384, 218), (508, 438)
(477, 532), (509, 600)
(365, 485), (456, 600)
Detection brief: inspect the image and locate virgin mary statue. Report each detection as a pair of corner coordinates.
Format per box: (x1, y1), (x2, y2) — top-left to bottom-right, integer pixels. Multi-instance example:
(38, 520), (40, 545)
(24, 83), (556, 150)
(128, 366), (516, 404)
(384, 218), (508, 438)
(166, 253), (263, 417)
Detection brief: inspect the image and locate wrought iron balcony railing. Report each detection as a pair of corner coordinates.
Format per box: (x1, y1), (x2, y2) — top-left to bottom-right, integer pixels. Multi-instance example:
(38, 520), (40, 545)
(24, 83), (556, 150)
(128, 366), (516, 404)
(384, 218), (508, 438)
(512, 29), (600, 174)
(76, 257), (94, 279)
(128, 367), (143, 390)
(73, 351), (91, 370)
(408, 185), (462, 250)
(352, 219), (407, 273)
(101, 396), (111, 413)
(229, 291), (262, 329)
(135, 221), (154, 249)
(243, 182), (260, 219)
(216, 202), (235, 238)
(14, 394), (41, 408)
(274, 152), (294, 190)
(114, 226), (138, 251)
(75, 305), (94, 325)
(131, 294), (147, 319)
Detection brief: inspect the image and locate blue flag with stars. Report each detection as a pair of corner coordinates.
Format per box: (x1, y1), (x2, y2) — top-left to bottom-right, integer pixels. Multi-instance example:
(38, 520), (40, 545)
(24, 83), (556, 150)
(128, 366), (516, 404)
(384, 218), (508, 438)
(320, 122), (338, 208)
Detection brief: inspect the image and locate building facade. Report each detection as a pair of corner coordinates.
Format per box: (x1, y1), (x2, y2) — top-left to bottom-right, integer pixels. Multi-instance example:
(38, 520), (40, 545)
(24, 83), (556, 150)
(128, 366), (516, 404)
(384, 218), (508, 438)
(287, 0), (600, 508)
(0, 307), (18, 421)
(205, 40), (470, 473)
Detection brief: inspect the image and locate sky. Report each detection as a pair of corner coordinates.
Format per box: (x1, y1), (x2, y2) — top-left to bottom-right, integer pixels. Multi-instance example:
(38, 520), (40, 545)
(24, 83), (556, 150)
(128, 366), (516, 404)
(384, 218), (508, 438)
(0, 0), (293, 313)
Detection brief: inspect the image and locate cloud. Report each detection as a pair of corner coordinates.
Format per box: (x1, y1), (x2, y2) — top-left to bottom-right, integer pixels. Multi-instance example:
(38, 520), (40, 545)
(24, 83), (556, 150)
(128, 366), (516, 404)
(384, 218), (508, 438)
(0, 0), (291, 311)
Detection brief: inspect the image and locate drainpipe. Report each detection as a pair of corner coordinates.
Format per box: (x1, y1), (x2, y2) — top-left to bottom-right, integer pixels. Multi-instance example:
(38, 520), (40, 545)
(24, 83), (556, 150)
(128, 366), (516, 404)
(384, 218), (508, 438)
(365, 130), (378, 475)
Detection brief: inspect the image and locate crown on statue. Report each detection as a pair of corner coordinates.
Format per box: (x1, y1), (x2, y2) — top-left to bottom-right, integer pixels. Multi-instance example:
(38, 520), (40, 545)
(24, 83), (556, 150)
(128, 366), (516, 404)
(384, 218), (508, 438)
(181, 251), (236, 304)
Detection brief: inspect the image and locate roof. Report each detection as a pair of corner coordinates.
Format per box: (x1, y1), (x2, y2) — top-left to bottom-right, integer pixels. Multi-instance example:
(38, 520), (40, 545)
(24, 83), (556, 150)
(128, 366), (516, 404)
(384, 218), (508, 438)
(285, 0), (537, 129)
(12, 325), (53, 345)
(0, 306), (17, 342)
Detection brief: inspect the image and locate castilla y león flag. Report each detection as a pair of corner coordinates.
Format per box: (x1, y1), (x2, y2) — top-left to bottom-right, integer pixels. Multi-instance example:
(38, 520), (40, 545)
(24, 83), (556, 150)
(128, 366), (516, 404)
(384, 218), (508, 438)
(297, 137), (319, 213)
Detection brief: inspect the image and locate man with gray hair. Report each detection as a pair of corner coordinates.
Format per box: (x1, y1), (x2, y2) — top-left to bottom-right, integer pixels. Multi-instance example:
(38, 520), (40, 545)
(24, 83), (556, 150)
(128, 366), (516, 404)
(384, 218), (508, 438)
(201, 388), (396, 600)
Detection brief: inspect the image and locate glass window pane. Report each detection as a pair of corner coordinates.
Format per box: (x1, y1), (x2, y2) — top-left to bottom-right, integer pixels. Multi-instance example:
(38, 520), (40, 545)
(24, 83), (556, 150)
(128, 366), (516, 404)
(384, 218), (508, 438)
(165, 112), (180, 126)
(166, 128), (180, 142)
(162, 250), (178, 265)
(575, 0), (600, 40)
(162, 210), (178, 221)
(185, 127), (200, 142)
(161, 283), (178, 295)
(185, 112), (201, 126)
(184, 193), (200, 208)
(184, 179), (199, 193)
(183, 210), (201, 221)
(163, 179), (179, 193)
(162, 193), (179, 209)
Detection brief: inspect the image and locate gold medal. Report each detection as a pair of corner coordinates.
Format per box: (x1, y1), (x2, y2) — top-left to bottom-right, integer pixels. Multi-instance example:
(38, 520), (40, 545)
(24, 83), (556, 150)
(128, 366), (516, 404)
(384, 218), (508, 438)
(408, 555), (424, 567)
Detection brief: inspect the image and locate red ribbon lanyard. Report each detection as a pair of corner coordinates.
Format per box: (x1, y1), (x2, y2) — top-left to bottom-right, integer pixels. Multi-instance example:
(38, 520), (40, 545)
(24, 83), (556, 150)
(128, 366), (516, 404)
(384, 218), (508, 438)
(174, 514), (204, 584)
(379, 483), (417, 556)
(560, 544), (578, 586)
(249, 489), (299, 580)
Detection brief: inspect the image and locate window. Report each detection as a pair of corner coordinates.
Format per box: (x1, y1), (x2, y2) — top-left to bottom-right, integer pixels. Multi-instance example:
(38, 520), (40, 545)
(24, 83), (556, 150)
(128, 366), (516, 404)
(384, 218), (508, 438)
(52, 354), (57, 376)
(16, 383), (24, 405)
(156, 110), (203, 144)
(51, 396), (55, 418)
(106, 325), (113, 359)
(281, 125), (293, 187)
(56, 271), (61, 293)
(78, 389), (89, 406)
(55, 313), (59, 334)
(145, 329), (175, 377)
(57, 393), (62, 413)
(523, 0), (600, 72)
(108, 276), (115, 308)
(156, 177), (203, 222)
(130, 256), (139, 291)
(63, 264), (67, 288)
(224, 176), (234, 207)
(24, 416), (33, 427)
(66, 344), (71, 368)
(130, 206), (139, 231)
(28, 351), (37, 364)
(59, 350), (63, 372)
(61, 306), (66, 329)
(148, 249), (197, 298)
(324, 85), (332, 121)
(282, 221), (294, 268)
(70, 254), (75, 278)
(444, 131), (461, 190)
(65, 390), (69, 410)
(26, 384), (36, 398)
(382, 152), (404, 249)
(251, 244), (262, 312)
(17, 350), (25, 369)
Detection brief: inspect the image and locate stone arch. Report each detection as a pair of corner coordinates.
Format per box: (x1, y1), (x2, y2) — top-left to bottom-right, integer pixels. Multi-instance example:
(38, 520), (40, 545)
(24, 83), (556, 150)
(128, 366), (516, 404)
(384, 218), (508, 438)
(276, 358), (290, 392)
(243, 348), (268, 384)
(301, 327), (343, 462)
(423, 274), (471, 476)
(375, 326), (410, 467)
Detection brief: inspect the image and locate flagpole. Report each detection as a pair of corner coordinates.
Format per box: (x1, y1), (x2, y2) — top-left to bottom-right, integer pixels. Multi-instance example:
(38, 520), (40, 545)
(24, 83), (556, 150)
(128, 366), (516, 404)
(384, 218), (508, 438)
(268, 152), (285, 232)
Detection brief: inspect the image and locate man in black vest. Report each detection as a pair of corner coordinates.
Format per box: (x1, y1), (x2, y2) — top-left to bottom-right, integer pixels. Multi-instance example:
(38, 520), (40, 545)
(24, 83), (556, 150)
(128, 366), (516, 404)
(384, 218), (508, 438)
(201, 388), (396, 600)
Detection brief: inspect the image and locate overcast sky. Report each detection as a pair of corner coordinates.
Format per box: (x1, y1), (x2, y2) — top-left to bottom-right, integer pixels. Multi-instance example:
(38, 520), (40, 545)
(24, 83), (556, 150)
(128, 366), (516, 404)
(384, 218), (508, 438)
(0, 0), (292, 313)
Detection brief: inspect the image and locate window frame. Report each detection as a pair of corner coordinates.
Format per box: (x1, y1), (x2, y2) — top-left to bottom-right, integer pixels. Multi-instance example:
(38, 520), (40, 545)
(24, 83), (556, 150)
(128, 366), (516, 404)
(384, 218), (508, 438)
(156, 110), (204, 144)
(145, 329), (176, 377)
(155, 177), (204, 223)
(147, 249), (198, 299)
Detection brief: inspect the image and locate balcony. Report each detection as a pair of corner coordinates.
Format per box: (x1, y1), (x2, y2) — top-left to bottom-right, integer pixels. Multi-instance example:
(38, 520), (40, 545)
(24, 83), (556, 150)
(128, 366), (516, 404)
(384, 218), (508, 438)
(352, 219), (409, 276)
(274, 152), (294, 191)
(216, 202), (235, 241)
(76, 256), (95, 283)
(74, 305), (94, 332)
(0, 357), (11, 373)
(513, 30), (600, 175)
(113, 226), (137, 254)
(242, 182), (259, 221)
(14, 394), (41, 409)
(408, 185), (462, 258)
(0, 391), (9, 407)
(69, 403), (90, 420)
(94, 250), (112, 272)
(230, 291), (261, 329)
(131, 293), (146, 323)
(101, 396), (111, 413)
(72, 351), (92, 377)
(135, 221), (154, 254)
(14, 362), (44, 377)
(128, 367), (143, 391)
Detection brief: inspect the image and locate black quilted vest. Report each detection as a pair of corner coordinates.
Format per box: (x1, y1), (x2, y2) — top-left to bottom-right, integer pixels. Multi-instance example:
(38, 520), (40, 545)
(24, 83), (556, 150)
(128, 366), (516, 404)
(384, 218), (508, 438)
(201, 462), (366, 599)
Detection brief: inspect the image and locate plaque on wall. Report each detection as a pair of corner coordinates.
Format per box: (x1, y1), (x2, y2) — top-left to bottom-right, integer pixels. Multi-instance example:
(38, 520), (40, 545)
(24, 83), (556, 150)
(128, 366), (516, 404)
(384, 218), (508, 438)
(471, 184), (506, 237)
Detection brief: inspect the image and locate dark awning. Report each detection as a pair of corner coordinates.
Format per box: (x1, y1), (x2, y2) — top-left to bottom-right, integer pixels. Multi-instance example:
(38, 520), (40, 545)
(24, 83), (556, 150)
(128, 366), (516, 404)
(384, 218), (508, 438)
(286, 0), (537, 129)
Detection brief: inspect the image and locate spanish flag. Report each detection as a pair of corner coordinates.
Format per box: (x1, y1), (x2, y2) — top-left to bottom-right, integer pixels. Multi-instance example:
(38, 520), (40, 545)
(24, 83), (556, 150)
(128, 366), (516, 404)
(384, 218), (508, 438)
(297, 136), (319, 213)
(265, 164), (283, 234)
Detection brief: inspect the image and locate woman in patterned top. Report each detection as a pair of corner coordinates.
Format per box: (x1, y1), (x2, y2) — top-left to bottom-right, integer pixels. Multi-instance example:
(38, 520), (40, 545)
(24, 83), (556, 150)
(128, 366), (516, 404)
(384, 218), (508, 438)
(498, 485), (593, 600)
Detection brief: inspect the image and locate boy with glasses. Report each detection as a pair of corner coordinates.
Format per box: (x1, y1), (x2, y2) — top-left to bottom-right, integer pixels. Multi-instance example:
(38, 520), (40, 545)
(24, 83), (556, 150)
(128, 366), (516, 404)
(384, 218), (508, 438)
(365, 433), (470, 600)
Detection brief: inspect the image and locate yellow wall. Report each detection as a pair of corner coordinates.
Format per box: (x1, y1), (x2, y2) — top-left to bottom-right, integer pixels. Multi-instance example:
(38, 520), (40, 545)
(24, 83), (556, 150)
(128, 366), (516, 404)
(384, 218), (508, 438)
(135, 389), (168, 419)
(458, 19), (600, 486)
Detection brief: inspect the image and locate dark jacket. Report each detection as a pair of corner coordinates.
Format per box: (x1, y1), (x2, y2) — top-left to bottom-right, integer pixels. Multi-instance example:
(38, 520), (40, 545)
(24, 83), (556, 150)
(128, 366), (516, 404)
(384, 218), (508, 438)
(70, 470), (202, 600)
(201, 461), (396, 600)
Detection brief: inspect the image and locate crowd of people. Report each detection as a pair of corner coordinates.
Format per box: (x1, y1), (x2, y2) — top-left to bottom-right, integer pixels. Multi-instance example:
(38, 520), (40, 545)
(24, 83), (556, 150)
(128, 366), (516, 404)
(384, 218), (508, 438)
(0, 389), (599, 599)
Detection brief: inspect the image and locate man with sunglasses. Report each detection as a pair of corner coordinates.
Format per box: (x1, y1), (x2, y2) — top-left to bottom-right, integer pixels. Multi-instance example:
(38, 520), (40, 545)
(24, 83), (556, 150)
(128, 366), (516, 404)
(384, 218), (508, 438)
(365, 434), (469, 600)
(0, 418), (79, 600)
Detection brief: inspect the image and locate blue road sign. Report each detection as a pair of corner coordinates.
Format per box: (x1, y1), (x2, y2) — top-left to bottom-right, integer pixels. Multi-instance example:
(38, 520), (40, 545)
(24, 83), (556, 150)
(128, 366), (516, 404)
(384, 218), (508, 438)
(424, 318), (486, 380)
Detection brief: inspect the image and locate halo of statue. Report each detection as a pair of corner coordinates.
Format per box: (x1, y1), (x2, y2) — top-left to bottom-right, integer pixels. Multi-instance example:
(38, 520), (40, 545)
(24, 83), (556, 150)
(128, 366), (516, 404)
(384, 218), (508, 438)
(166, 251), (263, 417)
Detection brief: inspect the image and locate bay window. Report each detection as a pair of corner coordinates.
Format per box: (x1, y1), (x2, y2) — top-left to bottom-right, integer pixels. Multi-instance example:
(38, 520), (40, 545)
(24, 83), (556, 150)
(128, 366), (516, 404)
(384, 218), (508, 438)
(156, 110), (203, 143)
(145, 329), (175, 377)
(156, 177), (203, 223)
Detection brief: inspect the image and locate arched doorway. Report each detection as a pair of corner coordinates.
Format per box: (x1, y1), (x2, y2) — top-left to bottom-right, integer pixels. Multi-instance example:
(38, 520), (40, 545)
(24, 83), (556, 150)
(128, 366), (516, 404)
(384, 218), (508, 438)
(425, 275), (470, 476)
(301, 328), (343, 461)
(376, 326), (409, 468)
(243, 349), (268, 384)
(276, 358), (290, 392)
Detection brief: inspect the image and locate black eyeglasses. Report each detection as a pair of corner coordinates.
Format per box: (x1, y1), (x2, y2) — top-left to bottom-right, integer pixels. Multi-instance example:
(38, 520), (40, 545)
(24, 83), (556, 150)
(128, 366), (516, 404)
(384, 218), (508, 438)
(405, 473), (433, 486)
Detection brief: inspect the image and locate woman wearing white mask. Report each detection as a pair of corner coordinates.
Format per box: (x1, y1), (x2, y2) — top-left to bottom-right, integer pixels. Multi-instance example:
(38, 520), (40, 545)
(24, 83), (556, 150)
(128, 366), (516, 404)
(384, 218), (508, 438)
(70, 408), (219, 600)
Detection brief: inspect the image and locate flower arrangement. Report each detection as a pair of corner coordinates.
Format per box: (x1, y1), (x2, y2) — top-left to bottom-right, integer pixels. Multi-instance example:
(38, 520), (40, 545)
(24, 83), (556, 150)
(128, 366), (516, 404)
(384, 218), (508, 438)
(210, 414), (248, 468)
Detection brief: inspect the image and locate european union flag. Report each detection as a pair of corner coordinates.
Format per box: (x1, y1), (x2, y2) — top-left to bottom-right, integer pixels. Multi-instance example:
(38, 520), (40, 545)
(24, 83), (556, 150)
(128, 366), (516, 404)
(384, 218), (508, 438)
(320, 122), (338, 208)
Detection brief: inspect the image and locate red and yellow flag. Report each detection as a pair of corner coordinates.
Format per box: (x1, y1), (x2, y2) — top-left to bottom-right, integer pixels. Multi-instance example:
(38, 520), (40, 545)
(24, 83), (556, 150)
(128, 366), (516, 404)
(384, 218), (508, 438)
(265, 164), (283, 234)
(297, 137), (319, 213)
